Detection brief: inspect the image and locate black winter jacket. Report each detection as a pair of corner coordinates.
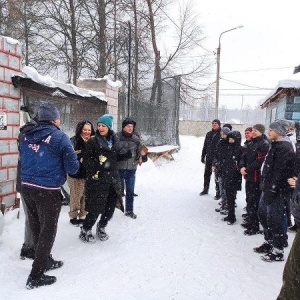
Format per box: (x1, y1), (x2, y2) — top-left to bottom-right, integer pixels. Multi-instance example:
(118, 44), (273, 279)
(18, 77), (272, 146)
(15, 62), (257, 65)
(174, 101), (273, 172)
(82, 130), (124, 214)
(201, 128), (221, 162)
(213, 138), (228, 178)
(220, 131), (243, 191)
(261, 137), (294, 205)
(239, 135), (269, 183)
(290, 174), (300, 227)
(68, 135), (89, 179)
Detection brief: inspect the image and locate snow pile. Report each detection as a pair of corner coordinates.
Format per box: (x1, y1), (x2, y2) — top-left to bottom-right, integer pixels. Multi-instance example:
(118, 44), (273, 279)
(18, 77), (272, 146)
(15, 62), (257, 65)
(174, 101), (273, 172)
(0, 136), (290, 299)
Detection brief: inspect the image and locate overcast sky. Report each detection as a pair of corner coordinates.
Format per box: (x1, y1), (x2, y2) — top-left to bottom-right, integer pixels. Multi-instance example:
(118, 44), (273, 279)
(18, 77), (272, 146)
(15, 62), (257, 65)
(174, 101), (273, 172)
(170, 0), (300, 109)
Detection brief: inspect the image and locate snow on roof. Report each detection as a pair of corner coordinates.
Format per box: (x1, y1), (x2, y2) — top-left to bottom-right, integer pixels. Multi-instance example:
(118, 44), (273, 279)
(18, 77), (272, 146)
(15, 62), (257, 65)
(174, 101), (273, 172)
(260, 72), (300, 106)
(79, 75), (122, 89)
(22, 66), (107, 101)
(3, 36), (20, 45)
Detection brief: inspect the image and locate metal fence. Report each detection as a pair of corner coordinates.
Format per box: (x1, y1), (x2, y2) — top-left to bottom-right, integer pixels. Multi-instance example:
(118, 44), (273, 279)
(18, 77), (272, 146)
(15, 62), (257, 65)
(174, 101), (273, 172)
(118, 76), (181, 147)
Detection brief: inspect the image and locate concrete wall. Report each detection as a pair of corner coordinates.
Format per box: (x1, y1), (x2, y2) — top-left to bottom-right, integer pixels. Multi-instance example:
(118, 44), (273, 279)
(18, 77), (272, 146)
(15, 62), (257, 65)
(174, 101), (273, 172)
(179, 120), (252, 137)
(0, 36), (22, 207)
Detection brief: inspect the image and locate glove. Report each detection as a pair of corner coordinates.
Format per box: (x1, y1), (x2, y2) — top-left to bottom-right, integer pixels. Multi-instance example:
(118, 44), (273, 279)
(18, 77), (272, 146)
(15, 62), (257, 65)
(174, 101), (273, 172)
(263, 190), (277, 205)
(141, 154), (148, 163)
(118, 150), (132, 161)
(201, 157), (205, 164)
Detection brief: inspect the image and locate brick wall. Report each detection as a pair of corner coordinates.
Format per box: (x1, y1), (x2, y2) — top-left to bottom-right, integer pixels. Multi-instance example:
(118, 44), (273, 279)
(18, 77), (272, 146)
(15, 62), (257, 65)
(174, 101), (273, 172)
(76, 78), (120, 129)
(0, 36), (22, 207)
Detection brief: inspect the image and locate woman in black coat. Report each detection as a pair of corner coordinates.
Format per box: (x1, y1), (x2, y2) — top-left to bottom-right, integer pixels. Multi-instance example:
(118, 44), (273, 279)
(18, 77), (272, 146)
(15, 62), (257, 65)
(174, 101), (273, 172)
(221, 131), (243, 225)
(79, 114), (131, 243)
(67, 120), (95, 226)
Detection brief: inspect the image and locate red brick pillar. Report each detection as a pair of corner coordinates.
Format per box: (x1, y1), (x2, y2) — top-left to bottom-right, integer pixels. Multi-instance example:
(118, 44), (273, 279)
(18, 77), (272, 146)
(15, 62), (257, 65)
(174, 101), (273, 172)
(0, 36), (22, 208)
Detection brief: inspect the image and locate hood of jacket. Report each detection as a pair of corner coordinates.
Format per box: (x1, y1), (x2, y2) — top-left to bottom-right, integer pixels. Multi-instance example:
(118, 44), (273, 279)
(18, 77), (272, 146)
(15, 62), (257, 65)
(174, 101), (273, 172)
(24, 122), (59, 144)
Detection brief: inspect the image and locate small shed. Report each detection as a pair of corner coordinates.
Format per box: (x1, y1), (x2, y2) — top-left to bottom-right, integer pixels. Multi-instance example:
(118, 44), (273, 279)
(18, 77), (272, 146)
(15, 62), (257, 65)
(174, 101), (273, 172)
(260, 73), (300, 127)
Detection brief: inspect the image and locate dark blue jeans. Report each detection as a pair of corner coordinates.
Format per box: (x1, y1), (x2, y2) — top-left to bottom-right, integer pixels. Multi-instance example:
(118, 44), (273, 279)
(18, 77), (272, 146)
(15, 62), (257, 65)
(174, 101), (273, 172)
(119, 169), (136, 212)
(258, 192), (288, 250)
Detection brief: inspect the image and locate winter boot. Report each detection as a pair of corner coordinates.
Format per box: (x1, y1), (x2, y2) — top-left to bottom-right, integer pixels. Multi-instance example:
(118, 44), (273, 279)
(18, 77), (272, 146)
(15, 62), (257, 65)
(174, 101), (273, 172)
(45, 255), (64, 272)
(125, 211), (137, 219)
(199, 190), (208, 196)
(288, 224), (298, 233)
(20, 245), (35, 260)
(244, 228), (262, 236)
(222, 216), (236, 225)
(79, 227), (96, 243)
(261, 248), (284, 262)
(214, 193), (221, 200)
(96, 226), (109, 241)
(26, 274), (56, 289)
(70, 218), (80, 226)
(253, 242), (273, 253)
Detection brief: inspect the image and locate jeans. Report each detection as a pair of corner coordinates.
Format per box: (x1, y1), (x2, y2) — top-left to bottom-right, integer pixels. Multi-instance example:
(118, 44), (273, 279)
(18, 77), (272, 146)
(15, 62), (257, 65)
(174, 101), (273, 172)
(119, 169), (136, 212)
(258, 192), (287, 250)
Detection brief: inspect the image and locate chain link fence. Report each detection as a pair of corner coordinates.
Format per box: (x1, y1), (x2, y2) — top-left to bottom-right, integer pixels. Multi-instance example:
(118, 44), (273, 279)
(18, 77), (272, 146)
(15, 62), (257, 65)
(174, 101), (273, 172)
(118, 76), (181, 147)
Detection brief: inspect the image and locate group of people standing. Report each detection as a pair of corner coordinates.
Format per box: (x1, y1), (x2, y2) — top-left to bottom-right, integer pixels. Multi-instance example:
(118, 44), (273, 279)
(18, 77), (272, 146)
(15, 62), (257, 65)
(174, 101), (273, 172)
(18, 102), (147, 289)
(200, 118), (300, 299)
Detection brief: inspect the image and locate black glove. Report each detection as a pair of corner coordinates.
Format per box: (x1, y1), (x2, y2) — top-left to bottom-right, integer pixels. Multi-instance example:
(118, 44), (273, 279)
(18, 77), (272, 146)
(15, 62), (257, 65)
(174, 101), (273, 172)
(201, 157), (205, 164)
(118, 150), (132, 161)
(263, 190), (277, 205)
(141, 154), (148, 163)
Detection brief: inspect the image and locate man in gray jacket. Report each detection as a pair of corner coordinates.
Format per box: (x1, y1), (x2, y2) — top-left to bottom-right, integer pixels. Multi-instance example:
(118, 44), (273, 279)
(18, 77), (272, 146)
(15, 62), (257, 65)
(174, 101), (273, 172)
(117, 118), (146, 219)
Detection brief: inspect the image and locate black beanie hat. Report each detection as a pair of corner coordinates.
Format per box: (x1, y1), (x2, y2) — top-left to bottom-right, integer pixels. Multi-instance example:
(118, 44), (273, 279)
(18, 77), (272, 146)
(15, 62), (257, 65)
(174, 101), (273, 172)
(223, 123), (232, 130)
(122, 117), (136, 129)
(212, 119), (221, 127)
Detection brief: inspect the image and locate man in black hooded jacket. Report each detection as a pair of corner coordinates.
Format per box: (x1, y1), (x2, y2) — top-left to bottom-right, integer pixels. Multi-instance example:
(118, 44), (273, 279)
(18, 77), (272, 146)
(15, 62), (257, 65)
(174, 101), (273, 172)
(200, 119), (221, 199)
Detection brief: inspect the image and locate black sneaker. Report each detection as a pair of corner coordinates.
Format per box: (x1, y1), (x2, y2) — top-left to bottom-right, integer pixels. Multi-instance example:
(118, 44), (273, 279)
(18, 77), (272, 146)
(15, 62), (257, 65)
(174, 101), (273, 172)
(214, 195), (221, 200)
(20, 246), (35, 260)
(244, 228), (262, 236)
(253, 242), (273, 253)
(45, 255), (64, 272)
(96, 226), (109, 241)
(125, 211), (137, 219)
(288, 224), (298, 233)
(261, 249), (284, 262)
(70, 218), (80, 226)
(26, 274), (56, 289)
(79, 227), (96, 243)
(199, 190), (208, 196)
(220, 209), (228, 215)
(222, 216), (236, 225)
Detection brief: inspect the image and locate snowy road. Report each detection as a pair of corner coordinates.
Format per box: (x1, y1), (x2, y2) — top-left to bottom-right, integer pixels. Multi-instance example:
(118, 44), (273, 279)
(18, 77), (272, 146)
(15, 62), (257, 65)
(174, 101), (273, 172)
(0, 136), (289, 299)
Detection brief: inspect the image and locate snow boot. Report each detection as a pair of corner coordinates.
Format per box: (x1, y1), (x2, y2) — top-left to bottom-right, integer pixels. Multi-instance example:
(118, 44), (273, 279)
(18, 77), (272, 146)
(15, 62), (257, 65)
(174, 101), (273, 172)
(244, 228), (262, 236)
(26, 274), (56, 289)
(222, 216), (236, 225)
(199, 190), (208, 196)
(70, 218), (80, 226)
(79, 227), (96, 243)
(45, 255), (64, 272)
(96, 226), (109, 241)
(261, 248), (284, 262)
(20, 245), (35, 260)
(125, 211), (137, 219)
(253, 242), (273, 253)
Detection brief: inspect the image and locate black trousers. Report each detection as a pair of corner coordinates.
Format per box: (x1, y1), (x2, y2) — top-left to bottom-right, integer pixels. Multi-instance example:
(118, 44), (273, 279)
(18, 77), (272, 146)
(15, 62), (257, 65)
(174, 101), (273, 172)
(22, 188), (62, 280)
(245, 180), (261, 230)
(225, 189), (237, 221)
(203, 159), (220, 195)
(83, 184), (117, 231)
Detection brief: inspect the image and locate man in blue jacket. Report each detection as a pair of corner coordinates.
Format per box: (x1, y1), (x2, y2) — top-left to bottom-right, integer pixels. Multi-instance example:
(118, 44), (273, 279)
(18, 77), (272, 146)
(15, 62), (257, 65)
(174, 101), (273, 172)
(19, 102), (79, 289)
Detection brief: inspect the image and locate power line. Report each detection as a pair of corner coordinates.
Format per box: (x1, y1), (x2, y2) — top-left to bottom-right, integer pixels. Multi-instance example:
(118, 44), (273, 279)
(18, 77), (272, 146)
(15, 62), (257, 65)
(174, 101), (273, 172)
(222, 66), (294, 74)
(220, 77), (272, 90)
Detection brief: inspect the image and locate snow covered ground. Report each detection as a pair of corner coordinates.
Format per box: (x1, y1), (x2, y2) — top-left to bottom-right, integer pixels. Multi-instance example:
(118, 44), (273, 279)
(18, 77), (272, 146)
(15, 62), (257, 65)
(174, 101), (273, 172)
(0, 135), (291, 300)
